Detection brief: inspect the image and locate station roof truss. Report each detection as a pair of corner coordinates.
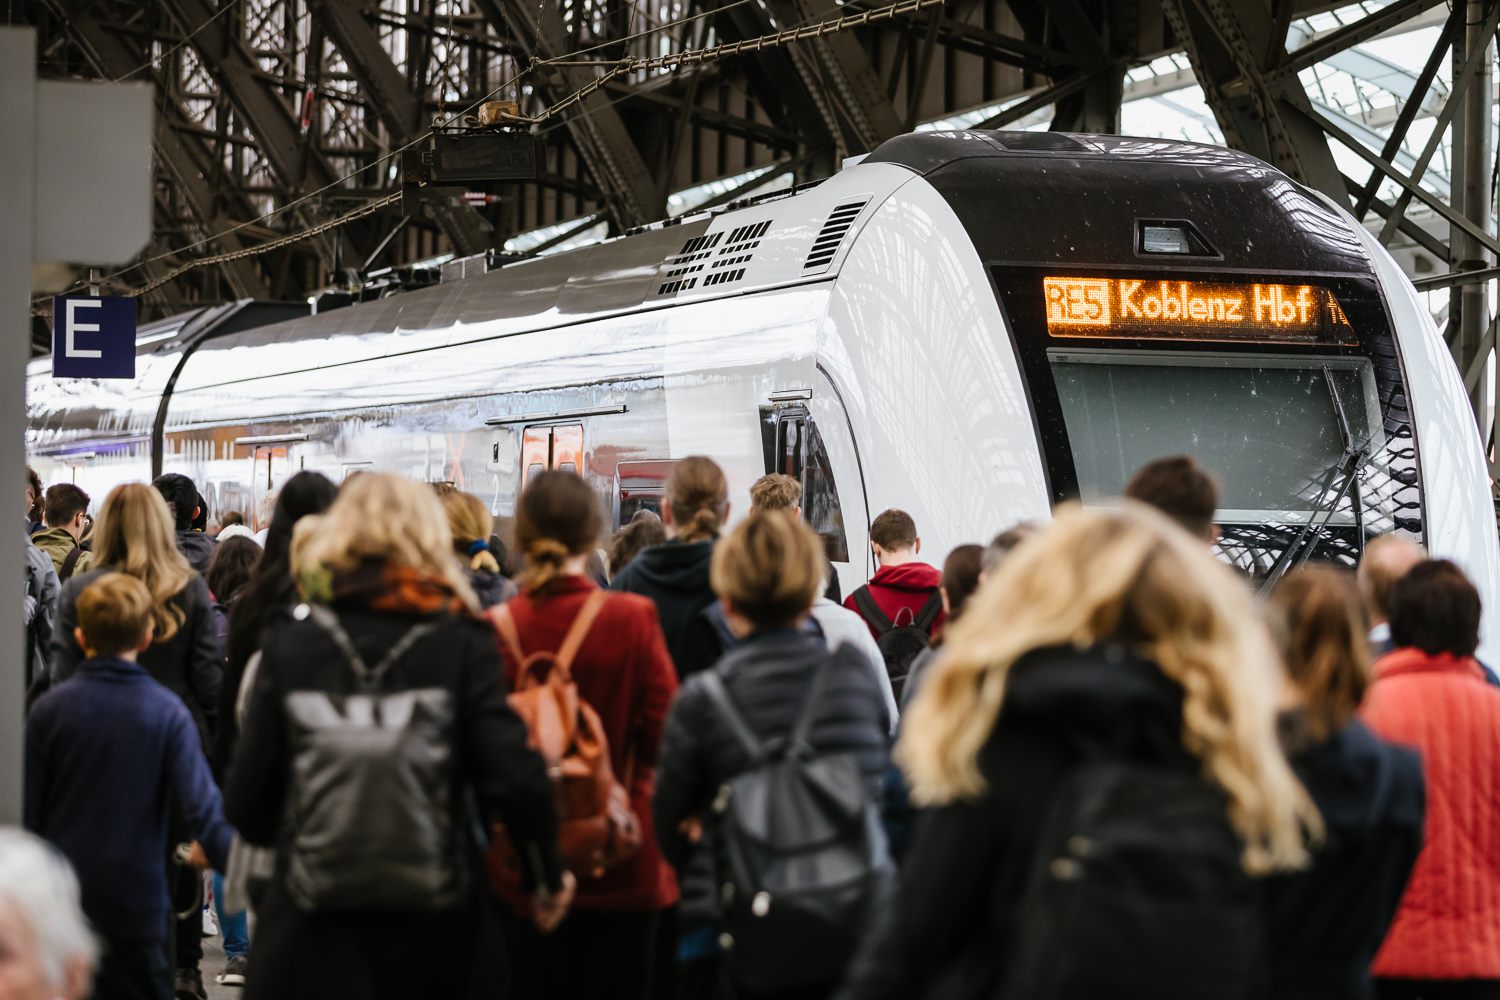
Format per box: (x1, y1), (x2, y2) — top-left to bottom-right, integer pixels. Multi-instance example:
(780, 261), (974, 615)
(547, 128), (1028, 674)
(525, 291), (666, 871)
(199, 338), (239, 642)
(16, 0), (1500, 435)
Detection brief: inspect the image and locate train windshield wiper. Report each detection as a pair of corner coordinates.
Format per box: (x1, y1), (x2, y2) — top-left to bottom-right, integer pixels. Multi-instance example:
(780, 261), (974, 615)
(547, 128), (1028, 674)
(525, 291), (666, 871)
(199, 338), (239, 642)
(1258, 366), (1370, 596)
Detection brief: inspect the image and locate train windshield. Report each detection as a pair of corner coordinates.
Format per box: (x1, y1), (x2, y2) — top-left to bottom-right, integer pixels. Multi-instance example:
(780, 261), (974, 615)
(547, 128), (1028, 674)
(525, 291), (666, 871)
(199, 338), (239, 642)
(1048, 352), (1384, 526)
(992, 266), (1422, 577)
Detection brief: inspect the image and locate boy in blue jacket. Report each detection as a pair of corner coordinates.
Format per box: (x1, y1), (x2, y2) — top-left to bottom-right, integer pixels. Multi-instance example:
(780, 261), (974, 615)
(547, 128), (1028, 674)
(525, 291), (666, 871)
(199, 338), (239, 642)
(25, 572), (234, 1000)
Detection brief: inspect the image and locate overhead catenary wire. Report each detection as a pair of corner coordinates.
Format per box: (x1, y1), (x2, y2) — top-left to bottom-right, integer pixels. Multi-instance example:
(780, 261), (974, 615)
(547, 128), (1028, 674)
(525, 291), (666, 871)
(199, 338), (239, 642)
(109, 0), (246, 84)
(39, 0), (946, 308)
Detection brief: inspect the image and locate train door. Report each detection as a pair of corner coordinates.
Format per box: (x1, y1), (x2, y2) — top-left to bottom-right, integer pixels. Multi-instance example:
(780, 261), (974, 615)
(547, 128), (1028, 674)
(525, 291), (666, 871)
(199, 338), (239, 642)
(761, 390), (864, 588)
(520, 423), (585, 485)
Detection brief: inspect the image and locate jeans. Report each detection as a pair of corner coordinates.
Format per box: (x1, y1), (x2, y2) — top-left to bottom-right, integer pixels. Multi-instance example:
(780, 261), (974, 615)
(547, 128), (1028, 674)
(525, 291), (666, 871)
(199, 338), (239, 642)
(213, 871), (250, 959)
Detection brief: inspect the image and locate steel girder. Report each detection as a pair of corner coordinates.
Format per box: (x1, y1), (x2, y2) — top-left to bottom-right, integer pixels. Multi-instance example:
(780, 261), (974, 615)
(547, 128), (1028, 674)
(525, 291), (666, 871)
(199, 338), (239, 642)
(305, 0), (493, 256)
(1161, 0), (1349, 205)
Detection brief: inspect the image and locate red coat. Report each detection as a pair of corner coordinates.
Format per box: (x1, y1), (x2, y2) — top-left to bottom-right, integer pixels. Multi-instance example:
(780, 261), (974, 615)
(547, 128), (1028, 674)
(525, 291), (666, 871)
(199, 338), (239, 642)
(1362, 647), (1500, 979)
(495, 575), (679, 911)
(844, 561), (946, 641)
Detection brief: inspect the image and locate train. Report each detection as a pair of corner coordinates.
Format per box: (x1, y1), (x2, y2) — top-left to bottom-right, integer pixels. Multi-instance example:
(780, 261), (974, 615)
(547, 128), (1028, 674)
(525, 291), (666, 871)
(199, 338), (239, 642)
(27, 129), (1500, 659)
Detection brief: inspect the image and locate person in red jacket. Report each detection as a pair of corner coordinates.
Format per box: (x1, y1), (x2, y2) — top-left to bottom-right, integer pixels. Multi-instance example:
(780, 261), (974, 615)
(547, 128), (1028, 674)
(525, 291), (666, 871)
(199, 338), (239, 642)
(845, 508), (945, 642)
(1362, 559), (1500, 1000)
(492, 471), (680, 1000)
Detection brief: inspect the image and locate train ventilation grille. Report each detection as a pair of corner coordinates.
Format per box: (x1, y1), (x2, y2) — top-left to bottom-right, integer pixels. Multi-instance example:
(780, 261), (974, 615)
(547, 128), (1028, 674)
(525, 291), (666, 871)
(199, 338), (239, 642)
(440, 251), (490, 284)
(656, 232), (723, 296)
(803, 199), (868, 273)
(703, 219), (771, 288)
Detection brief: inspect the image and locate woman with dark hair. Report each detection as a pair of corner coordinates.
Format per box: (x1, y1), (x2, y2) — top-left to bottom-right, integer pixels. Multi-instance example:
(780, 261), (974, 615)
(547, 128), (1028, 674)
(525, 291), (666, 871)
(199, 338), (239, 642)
(218, 471), (338, 777)
(1262, 566), (1424, 1000)
(1363, 560), (1500, 1000)
(492, 471), (677, 999)
(611, 457), (729, 678)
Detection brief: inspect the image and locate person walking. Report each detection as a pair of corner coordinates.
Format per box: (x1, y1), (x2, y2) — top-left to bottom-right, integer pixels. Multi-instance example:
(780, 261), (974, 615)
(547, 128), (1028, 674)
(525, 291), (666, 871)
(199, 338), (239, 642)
(47, 483), (223, 1000)
(655, 512), (891, 999)
(224, 473), (569, 1000)
(32, 484), (93, 580)
(1362, 560), (1500, 1000)
(835, 503), (1318, 1000)
(491, 471), (678, 999)
(151, 475), (216, 574)
(441, 489), (516, 609)
(1263, 566), (1424, 1000)
(612, 456), (729, 678)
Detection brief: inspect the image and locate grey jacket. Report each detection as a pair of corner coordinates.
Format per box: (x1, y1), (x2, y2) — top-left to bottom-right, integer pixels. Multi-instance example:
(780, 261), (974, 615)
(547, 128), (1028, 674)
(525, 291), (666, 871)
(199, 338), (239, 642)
(23, 533), (58, 691)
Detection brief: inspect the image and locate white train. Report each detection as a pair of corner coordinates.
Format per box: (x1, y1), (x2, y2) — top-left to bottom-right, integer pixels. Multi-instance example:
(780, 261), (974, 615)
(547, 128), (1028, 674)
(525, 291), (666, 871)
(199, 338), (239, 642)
(28, 130), (1500, 658)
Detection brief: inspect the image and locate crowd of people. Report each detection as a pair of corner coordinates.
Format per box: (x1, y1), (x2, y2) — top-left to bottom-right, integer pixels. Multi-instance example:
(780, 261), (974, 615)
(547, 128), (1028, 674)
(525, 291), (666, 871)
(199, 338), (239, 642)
(11, 452), (1500, 1000)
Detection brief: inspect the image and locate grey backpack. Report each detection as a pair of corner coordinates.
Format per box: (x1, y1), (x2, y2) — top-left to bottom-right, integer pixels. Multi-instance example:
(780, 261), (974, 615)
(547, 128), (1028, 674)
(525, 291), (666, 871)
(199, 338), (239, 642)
(282, 604), (461, 912)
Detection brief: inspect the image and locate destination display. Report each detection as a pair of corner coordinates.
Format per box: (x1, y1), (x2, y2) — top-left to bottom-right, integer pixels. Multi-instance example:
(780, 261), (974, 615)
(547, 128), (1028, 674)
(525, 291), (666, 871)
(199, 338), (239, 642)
(1042, 276), (1358, 344)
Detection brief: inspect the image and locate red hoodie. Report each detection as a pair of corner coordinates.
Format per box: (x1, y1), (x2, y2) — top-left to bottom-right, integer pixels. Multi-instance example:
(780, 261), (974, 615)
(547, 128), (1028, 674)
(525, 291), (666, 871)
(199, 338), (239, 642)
(844, 561), (945, 642)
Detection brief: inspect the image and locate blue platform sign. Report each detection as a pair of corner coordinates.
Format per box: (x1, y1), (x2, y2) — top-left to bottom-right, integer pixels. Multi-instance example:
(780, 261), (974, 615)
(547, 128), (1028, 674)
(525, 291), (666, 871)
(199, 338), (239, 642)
(51, 295), (136, 379)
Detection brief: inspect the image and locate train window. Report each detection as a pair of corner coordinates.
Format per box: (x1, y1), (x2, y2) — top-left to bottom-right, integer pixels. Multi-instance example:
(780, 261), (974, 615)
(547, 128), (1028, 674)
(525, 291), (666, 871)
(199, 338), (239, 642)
(617, 460), (678, 528)
(803, 422), (849, 562)
(762, 406), (808, 479)
(526, 463), (545, 483)
(520, 423), (585, 488)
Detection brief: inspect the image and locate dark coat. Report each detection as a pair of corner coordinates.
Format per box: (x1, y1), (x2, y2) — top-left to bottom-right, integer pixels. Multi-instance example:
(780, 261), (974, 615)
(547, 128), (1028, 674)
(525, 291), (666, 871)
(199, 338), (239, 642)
(1261, 713), (1424, 1000)
(225, 603), (562, 997)
(177, 529), (217, 574)
(835, 644), (1195, 1000)
(23, 533), (58, 693)
(610, 539), (721, 679)
(468, 565), (517, 610)
(654, 631), (891, 929)
(25, 658), (233, 944)
(51, 568), (221, 741)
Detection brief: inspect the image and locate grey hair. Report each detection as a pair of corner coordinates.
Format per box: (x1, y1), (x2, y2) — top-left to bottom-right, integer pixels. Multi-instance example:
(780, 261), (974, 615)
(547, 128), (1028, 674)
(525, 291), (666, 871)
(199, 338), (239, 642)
(0, 828), (97, 987)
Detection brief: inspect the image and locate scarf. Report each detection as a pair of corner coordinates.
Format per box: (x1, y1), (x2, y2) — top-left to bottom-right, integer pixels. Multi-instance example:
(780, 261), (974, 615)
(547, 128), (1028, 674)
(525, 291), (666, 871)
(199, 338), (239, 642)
(302, 559), (475, 619)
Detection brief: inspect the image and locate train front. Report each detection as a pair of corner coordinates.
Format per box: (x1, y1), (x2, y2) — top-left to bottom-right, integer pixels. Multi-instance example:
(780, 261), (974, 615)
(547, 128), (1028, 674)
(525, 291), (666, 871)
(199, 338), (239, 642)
(868, 130), (1500, 658)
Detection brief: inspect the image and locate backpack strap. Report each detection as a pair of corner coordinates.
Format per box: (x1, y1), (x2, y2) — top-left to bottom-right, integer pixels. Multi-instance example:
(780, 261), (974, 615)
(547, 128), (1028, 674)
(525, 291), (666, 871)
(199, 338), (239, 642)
(788, 657), (836, 750)
(303, 604), (439, 691)
(59, 545), (83, 581)
(490, 589), (608, 684)
(913, 590), (944, 631)
(699, 670), (763, 761)
(851, 586), (894, 634)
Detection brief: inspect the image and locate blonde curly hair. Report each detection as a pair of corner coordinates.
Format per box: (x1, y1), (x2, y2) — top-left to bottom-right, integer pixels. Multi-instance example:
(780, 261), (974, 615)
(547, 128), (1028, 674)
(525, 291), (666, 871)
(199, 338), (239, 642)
(899, 502), (1320, 875)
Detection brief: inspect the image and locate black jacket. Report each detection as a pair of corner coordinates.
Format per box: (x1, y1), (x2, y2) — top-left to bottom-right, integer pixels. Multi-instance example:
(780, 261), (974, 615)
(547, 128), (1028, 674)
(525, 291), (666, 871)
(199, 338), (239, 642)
(654, 631), (891, 927)
(177, 530), (217, 575)
(836, 644), (1194, 1000)
(51, 568), (221, 742)
(467, 566), (517, 610)
(1261, 713), (1424, 1000)
(611, 539), (721, 678)
(226, 604), (561, 881)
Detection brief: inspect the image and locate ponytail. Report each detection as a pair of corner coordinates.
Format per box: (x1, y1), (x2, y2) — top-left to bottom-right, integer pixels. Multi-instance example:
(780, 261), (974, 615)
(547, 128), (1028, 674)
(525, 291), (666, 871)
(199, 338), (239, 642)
(668, 456), (729, 544)
(515, 471), (604, 596)
(466, 539), (500, 575)
(522, 538), (571, 594)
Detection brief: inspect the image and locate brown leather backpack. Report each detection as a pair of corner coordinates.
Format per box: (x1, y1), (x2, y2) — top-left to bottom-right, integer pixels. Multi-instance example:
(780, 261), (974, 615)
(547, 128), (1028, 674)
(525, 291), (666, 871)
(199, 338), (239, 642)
(487, 590), (641, 892)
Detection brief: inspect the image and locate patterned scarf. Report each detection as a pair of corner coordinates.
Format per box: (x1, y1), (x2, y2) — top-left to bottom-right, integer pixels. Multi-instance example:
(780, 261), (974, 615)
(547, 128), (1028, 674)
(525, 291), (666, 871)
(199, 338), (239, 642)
(301, 559), (475, 619)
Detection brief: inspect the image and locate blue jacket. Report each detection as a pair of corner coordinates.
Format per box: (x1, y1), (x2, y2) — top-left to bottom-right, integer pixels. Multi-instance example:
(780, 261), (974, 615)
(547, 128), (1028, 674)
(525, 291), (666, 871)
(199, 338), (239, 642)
(25, 658), (233, 943)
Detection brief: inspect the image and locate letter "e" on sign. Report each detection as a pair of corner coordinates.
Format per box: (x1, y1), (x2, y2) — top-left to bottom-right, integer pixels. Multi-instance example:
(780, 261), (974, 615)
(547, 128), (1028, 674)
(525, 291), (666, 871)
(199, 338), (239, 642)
(51, 296), (136, 379)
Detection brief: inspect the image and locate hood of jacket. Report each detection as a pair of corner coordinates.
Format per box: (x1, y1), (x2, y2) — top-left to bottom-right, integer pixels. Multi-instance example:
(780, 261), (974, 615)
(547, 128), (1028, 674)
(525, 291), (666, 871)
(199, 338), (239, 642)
(621, 539), (714, 595)
(176, 530), (216, 574)
(869, 561), (943, 593)
(999, 644), (1189, 766)
(1375, 646), (1487, 683)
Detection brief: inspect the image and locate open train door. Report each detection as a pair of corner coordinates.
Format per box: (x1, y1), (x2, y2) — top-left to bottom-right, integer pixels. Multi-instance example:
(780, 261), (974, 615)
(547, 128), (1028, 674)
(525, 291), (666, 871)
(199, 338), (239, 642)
(761, 371), (869, 596)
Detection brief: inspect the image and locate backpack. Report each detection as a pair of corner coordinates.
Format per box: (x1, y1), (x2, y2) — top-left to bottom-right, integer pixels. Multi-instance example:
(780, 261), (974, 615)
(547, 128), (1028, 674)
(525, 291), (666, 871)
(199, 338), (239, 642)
(285, 605), (458, 912)
(700, 658), (893, 995)
(851, 586), (941, 702)
(998, 760), (1257, 1000)
(487, 590), (640, 890)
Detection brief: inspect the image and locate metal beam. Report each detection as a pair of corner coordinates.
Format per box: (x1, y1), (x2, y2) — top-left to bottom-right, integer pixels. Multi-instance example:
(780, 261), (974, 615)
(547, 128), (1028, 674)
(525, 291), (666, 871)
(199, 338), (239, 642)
(1270, 0), (1447, 81)
(473, 0), (662, 227)
(305, 0), (492, 256)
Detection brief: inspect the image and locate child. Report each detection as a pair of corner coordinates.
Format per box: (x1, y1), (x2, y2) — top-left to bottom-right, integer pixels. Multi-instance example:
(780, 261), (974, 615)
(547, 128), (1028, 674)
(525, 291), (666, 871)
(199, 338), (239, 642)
(25, 573), (233, 1000)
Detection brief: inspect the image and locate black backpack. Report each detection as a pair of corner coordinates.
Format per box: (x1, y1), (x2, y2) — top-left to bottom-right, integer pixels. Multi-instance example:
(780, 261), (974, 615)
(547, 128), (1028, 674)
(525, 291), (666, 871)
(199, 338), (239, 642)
(283, 605), (462, 912)
(851, 586), (941, 702)
(699, 659), (893, 995)
(998, 760), (1258, 1000)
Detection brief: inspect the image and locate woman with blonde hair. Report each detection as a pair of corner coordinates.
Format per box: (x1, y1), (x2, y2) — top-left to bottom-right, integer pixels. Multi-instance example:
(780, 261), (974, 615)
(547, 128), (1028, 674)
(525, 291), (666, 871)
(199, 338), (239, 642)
(441, 489), (516, 609)
(612, 456), (730, 677)
(224, 473), (569, 1000)
(491, 470), (678, 1000)
(1261, 566), (1423, 1000)
(655, 511), (891, 998)
(837, 503), (1321, 1000)
(50, 482), (219, 735)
